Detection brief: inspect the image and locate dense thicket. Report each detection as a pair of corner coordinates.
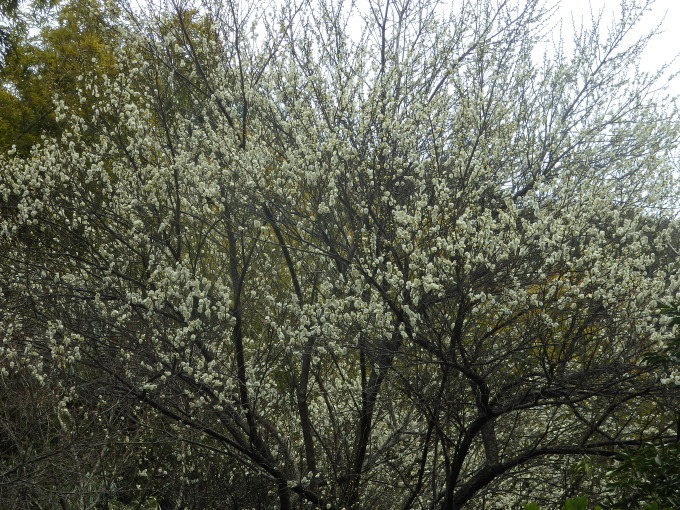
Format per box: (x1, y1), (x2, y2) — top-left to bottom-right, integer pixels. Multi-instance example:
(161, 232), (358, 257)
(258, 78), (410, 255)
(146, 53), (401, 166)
(1, 0), (679, 508)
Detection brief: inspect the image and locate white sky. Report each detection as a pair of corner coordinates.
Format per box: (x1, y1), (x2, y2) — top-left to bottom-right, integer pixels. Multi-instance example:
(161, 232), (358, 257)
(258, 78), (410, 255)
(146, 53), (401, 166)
(558, 0), (680, 96)
(347, 0), (679, 97)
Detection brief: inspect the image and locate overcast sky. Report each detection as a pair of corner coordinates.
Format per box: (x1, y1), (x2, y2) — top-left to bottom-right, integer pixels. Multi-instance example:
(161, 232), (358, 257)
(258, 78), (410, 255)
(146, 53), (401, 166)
(559, 0), (679, 96)
(348, 0), (680, 97)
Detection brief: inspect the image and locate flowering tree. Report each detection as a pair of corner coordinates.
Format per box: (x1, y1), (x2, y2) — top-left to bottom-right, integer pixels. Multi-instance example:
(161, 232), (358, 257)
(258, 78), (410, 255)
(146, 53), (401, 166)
(1, 0), (679, 507)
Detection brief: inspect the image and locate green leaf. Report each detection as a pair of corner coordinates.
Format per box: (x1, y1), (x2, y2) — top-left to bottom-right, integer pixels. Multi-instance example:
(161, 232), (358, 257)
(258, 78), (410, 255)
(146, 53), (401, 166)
(563, 496), (589, 510)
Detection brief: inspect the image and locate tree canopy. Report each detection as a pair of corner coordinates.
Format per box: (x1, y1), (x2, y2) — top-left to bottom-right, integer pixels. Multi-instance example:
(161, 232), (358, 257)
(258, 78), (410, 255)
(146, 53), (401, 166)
(1, 0), (679, 508)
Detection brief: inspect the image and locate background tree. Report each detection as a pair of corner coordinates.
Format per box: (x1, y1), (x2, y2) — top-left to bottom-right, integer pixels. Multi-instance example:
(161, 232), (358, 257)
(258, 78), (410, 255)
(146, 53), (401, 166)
(1, 0), (679, 508)
(0, 0), (119, 155)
